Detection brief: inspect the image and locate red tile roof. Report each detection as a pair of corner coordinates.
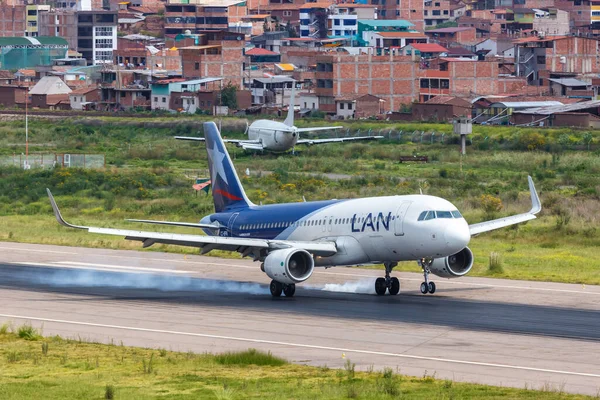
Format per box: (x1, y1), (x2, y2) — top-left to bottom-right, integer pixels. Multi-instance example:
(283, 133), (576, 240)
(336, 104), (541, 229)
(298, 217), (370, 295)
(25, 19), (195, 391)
(245, 47), (279, 56)
(411, 43), (448, 52)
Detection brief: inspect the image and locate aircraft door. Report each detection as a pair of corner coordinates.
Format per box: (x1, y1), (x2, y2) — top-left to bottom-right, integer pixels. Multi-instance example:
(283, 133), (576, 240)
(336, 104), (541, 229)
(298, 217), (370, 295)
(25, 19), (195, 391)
(322, 216), (327, 232)
(227, 213), (239, 237)
(394, 202), (412, 236)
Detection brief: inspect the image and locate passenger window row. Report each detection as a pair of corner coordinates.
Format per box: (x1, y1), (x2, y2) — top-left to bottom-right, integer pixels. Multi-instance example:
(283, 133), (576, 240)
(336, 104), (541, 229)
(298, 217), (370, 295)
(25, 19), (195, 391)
(239, 213), (396, 230)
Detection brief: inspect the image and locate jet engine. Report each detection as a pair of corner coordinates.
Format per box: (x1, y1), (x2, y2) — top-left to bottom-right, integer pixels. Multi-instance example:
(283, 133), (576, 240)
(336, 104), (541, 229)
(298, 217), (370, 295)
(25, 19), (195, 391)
(429, 247), (474, 278)
(263, 248), (315, 284)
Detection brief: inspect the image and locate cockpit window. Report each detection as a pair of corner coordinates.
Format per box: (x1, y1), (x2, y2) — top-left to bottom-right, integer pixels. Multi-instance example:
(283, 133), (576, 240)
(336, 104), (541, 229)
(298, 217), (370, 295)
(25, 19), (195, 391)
(436, 211), (453, 219)
(418, 210), (463, 221)
(451, 210), (463, 218)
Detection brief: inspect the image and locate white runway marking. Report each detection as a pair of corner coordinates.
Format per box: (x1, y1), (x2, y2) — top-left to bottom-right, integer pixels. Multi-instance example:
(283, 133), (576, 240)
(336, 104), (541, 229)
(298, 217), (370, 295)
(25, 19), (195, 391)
(0, 313), (599, 380)
(12, 262), (193, 275)
(0, 246), (77, 255)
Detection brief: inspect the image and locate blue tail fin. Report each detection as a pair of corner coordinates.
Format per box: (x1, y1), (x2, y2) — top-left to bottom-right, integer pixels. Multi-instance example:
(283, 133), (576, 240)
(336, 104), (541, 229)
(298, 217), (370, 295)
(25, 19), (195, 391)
(203, 122), (254, 212)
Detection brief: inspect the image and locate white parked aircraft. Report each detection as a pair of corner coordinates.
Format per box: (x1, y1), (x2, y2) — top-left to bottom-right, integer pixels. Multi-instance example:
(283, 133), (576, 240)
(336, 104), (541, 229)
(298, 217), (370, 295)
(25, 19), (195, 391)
(47, 121), (541, 298)
(175, 89), (383, 152)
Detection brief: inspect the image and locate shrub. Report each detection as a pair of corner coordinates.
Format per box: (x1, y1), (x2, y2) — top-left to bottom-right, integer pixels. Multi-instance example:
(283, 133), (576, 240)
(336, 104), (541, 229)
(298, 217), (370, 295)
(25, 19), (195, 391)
(488, 252), (504, 274)
(478, 194), (503, 219)
(18, 324), (41, 341)
(105, 384), (115, 400)
(214, 349), (286, 366)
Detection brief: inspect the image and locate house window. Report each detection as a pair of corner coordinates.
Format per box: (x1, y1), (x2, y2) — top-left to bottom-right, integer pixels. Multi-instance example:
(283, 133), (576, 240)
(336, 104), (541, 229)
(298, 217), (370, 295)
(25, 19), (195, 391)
(154, 97), (158, 102)
(340, 103), (344, 110)
(207, 101), (211, 107)
(162, 97), (166, 103)
(195, 62), (200, 70)
(348, 103), (353, 110)
(334, 19), (340, 25)
(120, 92), (126, 98)
(283, 11), (292, 16)
(201, 101), (205, 106)
(95, 26), (113, 37)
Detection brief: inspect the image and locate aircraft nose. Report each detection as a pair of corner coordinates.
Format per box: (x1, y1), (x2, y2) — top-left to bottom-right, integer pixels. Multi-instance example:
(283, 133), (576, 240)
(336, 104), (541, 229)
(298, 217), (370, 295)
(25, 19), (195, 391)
(444, 223), (471, 252)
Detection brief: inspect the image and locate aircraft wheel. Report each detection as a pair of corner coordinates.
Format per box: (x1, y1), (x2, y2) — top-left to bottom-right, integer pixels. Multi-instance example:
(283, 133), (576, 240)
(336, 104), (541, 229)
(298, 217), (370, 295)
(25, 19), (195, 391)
(428, 282), (436, 294)
(270, 280), (283, 297)
(388, 277), (400, 295)
(283, 283), (296, 297)
(375, 278), (387, 296)
(420, 282), (429, 294)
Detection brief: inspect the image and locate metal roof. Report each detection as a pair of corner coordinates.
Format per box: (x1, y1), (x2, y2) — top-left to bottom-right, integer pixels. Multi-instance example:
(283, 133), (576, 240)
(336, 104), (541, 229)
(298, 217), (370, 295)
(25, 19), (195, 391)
(490, 101), (563, 108)
(0, 36), (68, 46)
(548, 78), (589, 87)
(357, 19), (414, 28)
(254, 76), (295, 84)
(514, 100), (600, 115)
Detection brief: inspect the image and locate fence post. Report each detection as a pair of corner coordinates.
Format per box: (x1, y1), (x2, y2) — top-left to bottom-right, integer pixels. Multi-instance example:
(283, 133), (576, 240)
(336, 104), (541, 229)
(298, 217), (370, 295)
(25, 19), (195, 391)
(420, 131), (424, 143)
(367, 128), (372, 137)
(441, 133), (445, 144)
(431, 132), (435, 144)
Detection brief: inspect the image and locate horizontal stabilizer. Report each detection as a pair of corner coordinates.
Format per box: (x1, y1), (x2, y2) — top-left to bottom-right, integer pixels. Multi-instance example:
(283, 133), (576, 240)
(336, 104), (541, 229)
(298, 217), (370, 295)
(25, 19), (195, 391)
(175, 136), (205, 142)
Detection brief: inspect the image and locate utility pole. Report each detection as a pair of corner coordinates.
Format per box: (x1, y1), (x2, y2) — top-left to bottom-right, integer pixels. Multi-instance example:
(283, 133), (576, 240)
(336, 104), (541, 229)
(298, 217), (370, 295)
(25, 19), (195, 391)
(24, 86), (29, 170)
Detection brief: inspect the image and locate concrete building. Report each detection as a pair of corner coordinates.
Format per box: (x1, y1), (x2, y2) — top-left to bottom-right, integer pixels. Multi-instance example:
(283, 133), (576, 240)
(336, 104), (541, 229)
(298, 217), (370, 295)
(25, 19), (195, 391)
(299, 3), (377, 40)
(164, 0), (247, 35)
(376, 0), (424, 31)
(424, 27), (477, 47)
(424, 0), (452, 27)
(69, 86), (100, 110)
(29, 76), (72, 109)
(151, 77), (222, 112)
(362, 31), (428, 50)
(39, 9), (118, 65)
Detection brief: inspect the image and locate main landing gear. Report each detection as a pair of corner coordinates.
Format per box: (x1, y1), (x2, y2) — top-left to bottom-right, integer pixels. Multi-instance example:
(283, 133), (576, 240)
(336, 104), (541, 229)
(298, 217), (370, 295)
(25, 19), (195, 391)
(419, 258), (436, 295)
(375, 262), (400, 296)
(269, 280), (296, 297)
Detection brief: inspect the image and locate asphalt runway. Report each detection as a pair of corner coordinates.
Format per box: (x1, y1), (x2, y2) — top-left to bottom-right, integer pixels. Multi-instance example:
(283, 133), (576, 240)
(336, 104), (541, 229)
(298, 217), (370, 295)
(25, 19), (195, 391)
(0, 242), (599, 395)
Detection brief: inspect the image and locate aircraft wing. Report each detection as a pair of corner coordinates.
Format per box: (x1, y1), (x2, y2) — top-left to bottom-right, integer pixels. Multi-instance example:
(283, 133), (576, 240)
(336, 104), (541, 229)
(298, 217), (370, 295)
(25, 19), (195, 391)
(47, 189), (336, 257)
(175, 136), (261, 147)
(126, 219), (222, 230)
(295, 126), (344, 133)
(469, 176), (541, 236)
(297, 135), (384, 145)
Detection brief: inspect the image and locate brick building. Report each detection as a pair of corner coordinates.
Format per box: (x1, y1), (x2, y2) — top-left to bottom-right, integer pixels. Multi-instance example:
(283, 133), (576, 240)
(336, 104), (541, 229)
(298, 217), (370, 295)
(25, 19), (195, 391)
(180, 31), (245, 87)
(425, 27), (477, 46)
(424, 0), (452, 28)
(514, 36), (600, 83)
(314, 53), (421, 113)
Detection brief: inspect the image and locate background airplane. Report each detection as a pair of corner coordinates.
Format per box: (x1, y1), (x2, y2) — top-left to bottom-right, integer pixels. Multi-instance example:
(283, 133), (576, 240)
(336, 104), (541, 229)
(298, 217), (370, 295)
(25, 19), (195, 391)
(175, 88), (383, 152)
(48, 122), (541, 298)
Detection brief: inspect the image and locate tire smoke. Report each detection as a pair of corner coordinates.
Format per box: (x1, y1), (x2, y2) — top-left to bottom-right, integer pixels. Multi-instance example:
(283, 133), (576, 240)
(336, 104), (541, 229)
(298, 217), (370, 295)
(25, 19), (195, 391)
(306, 279), (376, 294)
(27, 268), (267, 295)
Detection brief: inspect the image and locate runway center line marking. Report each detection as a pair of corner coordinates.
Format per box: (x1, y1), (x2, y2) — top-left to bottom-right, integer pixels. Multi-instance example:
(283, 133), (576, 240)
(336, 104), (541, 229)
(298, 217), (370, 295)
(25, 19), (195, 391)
(11, 262), (193, 275)
(0, 313), (599, 380)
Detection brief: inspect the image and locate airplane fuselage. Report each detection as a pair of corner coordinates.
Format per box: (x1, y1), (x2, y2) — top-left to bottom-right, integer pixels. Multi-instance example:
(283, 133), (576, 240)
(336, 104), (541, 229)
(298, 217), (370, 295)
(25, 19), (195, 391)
(200, 194), (470, 267)
(247, 120), (298, 152)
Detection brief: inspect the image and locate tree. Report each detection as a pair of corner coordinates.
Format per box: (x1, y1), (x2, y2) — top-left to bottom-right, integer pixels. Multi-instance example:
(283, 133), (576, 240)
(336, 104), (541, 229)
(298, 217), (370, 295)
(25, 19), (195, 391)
(220, 82), (238, 110)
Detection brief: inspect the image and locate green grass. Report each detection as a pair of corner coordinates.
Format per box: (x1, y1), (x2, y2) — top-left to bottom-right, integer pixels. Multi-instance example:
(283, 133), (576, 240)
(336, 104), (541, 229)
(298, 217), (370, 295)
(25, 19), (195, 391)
(214, 349), (287, 366)
(1, 119), (600, 285)
(0, 327), (593, 399)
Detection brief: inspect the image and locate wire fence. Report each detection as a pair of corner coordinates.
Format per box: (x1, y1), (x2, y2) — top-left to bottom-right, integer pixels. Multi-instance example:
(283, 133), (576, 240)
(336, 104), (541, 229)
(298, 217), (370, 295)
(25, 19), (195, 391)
(0, 153), (105, 169)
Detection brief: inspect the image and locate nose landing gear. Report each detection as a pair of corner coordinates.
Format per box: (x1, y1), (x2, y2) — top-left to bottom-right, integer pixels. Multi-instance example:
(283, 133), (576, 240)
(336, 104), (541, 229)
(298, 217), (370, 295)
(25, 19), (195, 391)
(419, 258), (436, 294)
(375, 262), (400, 296)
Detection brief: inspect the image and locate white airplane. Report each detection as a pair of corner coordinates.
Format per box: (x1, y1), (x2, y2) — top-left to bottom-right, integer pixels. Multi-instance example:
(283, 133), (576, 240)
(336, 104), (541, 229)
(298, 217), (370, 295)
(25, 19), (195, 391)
(175, 88), (383, 152)
(47, 121), (541, 298)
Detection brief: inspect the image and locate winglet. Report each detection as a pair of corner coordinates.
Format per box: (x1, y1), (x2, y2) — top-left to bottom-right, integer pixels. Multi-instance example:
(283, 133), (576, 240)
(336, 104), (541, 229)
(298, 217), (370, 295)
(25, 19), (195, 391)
(46, 188), (86, 230)
(527, 176), (542, 215)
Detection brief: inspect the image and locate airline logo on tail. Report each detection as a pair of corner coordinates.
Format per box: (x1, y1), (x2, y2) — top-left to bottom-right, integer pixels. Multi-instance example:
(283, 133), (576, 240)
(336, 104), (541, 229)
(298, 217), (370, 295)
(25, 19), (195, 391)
(204, 122), (253, 212)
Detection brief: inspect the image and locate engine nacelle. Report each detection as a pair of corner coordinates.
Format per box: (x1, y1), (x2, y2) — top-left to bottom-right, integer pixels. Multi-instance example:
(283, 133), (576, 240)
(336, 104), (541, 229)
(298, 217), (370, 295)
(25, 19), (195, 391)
(429, 247), (474, 278)
(263, 248), (315, 284)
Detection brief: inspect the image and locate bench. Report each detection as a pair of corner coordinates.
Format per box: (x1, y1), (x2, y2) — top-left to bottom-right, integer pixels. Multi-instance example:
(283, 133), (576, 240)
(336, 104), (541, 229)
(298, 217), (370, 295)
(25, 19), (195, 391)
(399, 156), (428, 163)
